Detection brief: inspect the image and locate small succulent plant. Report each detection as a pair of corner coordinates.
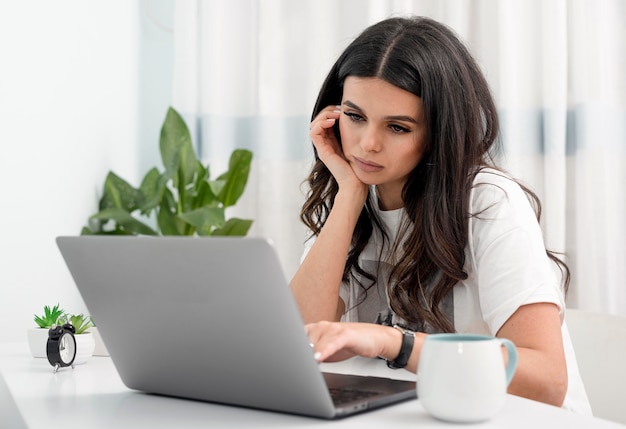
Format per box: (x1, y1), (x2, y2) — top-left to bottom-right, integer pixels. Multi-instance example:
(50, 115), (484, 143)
(33, 304), (65, 329)
(64, 314), (94, 334)
(34, 305), (94, 334)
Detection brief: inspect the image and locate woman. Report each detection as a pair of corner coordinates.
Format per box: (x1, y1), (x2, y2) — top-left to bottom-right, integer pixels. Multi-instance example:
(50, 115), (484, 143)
(290, 16), (591, 413)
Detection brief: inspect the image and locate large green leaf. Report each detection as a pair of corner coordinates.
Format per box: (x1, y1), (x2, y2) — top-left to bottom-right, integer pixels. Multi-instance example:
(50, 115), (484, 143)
(217, 149), (253, 207)
(178, 206), (225, 236)
(157, 191), (188, 235)
(99, 172), (145, 212)
(211, 218), (253, 236)
(138, 168), (165, 214)
(191, 161), (212, 208)
(195, 180), (219, 208)
(196, 161), (210, 184)
(160, 107), (198, 188)
(90, 208), (158, 235)
(209, 178), (226, 197)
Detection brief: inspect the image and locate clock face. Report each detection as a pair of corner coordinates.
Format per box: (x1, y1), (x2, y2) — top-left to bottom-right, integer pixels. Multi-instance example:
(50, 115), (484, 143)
(59, 333), (76, 364)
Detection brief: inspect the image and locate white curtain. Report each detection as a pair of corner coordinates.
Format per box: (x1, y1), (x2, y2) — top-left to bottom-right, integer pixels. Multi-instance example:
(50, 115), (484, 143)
(172, 0), (626, 315)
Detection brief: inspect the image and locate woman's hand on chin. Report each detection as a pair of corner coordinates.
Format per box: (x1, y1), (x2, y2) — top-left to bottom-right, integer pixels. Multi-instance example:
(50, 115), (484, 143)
(310, 106), (367, 195)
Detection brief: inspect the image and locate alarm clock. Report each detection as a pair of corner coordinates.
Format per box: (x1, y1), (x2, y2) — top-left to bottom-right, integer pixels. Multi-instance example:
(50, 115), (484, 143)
(46, 323), (77, 373)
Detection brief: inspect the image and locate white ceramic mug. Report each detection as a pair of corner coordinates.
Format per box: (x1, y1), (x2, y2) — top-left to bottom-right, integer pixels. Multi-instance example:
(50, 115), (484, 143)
(417, 333), (518, 423)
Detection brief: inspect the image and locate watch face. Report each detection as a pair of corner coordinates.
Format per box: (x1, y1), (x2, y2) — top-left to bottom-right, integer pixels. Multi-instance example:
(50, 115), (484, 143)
(59, 332), (76, 364)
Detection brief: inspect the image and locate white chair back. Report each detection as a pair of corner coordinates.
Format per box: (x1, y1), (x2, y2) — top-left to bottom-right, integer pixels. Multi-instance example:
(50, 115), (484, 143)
(566, 308), (626, 425)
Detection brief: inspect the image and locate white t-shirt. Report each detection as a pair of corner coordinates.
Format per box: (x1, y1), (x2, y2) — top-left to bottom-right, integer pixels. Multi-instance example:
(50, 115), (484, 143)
(301, 169), (591, 414)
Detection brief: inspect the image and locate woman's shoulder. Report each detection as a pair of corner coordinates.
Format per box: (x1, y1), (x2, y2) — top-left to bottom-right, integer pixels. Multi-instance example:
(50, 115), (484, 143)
(472, 167), (518, 189)
(468, 167), (540, 227)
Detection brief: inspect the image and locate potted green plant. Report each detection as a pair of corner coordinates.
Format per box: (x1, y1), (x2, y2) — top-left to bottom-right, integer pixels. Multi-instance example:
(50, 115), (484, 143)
(28, 305), (97, 364)
(28, 304), (65, 358)
(81, 106), (253, 236)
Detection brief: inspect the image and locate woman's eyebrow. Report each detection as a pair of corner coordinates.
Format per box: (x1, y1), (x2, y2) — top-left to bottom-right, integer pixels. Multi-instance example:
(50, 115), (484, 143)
(342, 100), (418, 124)
(343, 100), (362, 111)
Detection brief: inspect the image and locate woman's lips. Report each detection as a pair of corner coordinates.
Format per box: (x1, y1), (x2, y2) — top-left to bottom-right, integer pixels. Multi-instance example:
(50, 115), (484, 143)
(353, 156), (383, 173)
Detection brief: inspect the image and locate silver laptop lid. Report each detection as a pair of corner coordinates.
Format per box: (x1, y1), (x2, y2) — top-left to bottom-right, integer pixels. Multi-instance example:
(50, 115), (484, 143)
(56, 236), (336, 418)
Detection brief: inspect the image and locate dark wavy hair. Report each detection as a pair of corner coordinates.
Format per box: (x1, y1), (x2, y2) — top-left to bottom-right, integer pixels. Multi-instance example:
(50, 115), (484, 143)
(300, 16), (569, 332)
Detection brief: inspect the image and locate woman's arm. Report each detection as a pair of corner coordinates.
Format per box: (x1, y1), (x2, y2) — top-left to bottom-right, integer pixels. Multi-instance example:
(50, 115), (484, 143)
(290, 106), (368, 323)
(467, 176), (569, 406)
(306, 302), (567, 407)
(305, 320), (426, 368)
(497, 302), (568, 406)
(290, 189), (365, 322)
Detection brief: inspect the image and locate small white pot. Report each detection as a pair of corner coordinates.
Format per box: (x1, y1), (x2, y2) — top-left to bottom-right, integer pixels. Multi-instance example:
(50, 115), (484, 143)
(74, 332), (95, 365)
(90, 326), (109, 356)
(27, 328), (96, 364)
(27, 328), (49, 358)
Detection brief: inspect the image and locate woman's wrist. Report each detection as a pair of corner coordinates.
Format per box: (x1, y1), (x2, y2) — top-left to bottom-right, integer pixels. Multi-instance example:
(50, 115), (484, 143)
(334, 186), (368, 212)
(387, 326), (415, 369)
(379, 325), (404, 362)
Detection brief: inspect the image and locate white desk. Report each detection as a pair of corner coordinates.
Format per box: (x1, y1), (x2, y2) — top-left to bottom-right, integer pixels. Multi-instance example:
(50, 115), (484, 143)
(1, 341), (624, 429)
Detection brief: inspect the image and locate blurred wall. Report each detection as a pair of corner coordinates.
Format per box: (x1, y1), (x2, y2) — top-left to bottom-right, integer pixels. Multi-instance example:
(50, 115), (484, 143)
(0, 0), (174, 342)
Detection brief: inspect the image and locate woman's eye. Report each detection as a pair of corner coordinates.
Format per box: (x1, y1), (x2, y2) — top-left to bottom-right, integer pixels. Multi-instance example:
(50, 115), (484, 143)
(344, 112), (364, 122)
(390, 124), (410, 133)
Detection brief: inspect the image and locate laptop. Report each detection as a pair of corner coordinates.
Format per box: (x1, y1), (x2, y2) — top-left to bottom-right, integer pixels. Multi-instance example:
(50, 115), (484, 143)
(56, 236), (416, 419)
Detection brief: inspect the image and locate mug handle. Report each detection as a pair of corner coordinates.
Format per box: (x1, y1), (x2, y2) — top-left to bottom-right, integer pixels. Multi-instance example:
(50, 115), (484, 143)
(499, 338), (518, 386)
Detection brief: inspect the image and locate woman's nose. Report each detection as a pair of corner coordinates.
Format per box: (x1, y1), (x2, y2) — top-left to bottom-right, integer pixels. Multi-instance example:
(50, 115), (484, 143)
(360, 127), (382, 152)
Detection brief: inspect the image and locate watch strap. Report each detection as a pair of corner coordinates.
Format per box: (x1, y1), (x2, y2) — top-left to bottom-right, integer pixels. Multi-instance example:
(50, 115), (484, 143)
(386, 325), (415, 369)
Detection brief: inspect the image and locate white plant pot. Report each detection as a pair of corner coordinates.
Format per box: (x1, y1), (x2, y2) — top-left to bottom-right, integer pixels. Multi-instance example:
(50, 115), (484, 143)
(91, 326), (109, 356)
(27, 328), (96, 364)
(26, 328), (49, 358)
(74, 332), (95, 365)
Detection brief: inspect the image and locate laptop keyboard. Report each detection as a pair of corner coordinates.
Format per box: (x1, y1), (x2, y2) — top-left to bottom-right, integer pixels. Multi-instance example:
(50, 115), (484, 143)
(329, 387), (381, 405)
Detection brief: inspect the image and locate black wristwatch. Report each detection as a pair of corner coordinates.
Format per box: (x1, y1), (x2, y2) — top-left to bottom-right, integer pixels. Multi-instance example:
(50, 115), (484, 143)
(386, 325), (415, 369)
(46, 323), (77, 373)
